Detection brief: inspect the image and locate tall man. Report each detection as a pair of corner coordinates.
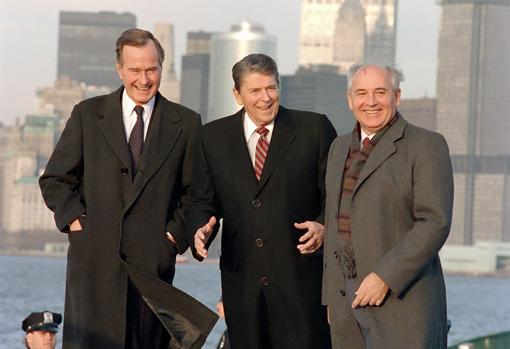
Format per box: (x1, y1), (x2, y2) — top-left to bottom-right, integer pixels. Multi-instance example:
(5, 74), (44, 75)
(39, 29), (216, 349)
(322, 63), (453, 349)
(187, 53), (336, 349)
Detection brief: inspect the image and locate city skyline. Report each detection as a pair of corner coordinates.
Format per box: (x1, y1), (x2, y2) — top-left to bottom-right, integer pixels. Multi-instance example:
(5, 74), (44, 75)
(0, 0), (439, 124)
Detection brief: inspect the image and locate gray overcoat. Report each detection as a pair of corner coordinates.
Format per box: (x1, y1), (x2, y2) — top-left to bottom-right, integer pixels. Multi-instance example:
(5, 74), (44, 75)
(322, 116), (454, 349)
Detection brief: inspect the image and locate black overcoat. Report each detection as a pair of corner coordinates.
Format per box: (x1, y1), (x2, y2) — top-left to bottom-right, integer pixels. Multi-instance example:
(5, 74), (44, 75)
(186, 107), (337, 349)
(39, 88), (217, 349)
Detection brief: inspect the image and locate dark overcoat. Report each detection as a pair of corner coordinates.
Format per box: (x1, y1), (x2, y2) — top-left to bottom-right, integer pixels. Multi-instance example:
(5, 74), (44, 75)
(322, 116), (454, 349)
(186, 107), (337, 349)
(39, 88), (217, 349)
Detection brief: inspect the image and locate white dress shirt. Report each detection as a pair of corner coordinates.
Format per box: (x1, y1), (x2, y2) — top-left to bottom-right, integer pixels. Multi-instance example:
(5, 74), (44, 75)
(243, 113), (275, 167)
(121, 89), (155, 141)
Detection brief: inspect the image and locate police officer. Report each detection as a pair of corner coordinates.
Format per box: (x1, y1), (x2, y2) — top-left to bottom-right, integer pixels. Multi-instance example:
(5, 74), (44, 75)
(22, 311), (62, 349)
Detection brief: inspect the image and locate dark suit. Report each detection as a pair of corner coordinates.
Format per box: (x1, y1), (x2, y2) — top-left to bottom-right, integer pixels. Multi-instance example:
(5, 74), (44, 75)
(39, 88), (217, 349)
(186, 106), (336, 349)
(322, 116), (453, 349)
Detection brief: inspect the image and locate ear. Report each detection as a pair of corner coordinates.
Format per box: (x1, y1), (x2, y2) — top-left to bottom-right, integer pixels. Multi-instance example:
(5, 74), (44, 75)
(394, 88), (401, 107)
(116, 63), (124, 81)
(346, 91), (354, 111)
(232, 88), (243, 106)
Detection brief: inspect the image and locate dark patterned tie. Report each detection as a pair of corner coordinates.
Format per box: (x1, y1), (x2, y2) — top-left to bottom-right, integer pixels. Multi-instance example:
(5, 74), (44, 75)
(254, 126), (269, 181)
(129, 105), (144, 173)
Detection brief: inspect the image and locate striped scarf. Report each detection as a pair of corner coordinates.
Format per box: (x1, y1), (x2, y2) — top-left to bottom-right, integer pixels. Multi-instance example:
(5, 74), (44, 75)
(337, 113), (400, 278)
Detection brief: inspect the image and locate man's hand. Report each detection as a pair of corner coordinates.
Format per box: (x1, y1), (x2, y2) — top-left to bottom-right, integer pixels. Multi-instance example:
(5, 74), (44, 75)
(351, 272), (389, 308)
(295, 221), (324, 254)
(69, 219), (83, 232)
(194, 217), (217, 259)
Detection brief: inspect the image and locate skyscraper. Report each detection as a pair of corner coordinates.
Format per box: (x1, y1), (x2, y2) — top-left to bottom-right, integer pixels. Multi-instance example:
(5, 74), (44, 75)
(207, 22), (276, 122)
(57, 11), (136, 88)
(436, 0), (510, 245)
(332, 0), (366, 73)
(154, 23), (180, 102)
(281, 65), (352, 133)
(180, 31), (214, 119)
(299, 0), (397, 69)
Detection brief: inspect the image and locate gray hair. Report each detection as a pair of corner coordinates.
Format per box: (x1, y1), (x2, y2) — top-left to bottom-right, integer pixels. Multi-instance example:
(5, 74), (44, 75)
(232, 53), (279, 91)
(347, 63), (404, 92)
(116, 28), (165, 66)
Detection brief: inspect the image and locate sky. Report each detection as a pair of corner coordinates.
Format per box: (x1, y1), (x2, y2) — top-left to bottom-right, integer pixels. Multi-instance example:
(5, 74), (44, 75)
(0, 0), (440, 125)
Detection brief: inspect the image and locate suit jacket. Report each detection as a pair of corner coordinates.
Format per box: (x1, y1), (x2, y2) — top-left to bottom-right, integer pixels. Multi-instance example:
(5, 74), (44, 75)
(39, 87), (217, 349)
(186, 106), (336, 349)
(322, 116), (453, 349)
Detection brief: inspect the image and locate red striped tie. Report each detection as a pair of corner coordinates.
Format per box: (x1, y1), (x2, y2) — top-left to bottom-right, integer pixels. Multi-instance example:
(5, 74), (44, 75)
(254, 126), (269, 181)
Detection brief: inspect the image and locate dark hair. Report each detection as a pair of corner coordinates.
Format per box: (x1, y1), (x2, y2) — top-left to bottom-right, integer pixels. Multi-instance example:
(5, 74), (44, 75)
(115, 28), (165, 65)
(232, 53), (279, 91)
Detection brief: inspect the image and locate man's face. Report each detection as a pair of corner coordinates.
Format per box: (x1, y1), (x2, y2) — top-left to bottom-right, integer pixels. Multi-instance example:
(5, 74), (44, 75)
(347, 65), (400, 135)
(116, 41), (162, 105)
(233, 72), (280, 126)
(26, 330), (56, 349)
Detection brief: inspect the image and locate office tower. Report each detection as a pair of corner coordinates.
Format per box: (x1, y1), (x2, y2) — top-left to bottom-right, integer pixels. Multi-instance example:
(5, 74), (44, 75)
(398, 97), (436, 131)
(299, 0), (397, 69)
(154, 23), (180, 102)
(180, 32), (213, 118)
(186, 31), (214, 55)
(281, 65), (352, 133)
(207, 22), (276, 122)
(363, 0), (397, 67)
(333, 0), (366, 73)
(57, 11), (136, 88)
(436, 0), (510, 245)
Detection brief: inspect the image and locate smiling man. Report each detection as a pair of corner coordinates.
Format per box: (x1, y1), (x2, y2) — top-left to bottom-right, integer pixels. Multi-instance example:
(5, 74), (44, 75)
(322, 64), (454, 349)
(39, 29), (216, 349)
(186, 53), (336, 349)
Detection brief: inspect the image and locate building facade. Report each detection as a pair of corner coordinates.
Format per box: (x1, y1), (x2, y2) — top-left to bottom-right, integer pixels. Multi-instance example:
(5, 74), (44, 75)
(299, 0), (397, 69)
(436, 0), (510, 245)
(281, 65), (352, 134)
(57, 11), (136, 88)
(207, 22), (276, 122)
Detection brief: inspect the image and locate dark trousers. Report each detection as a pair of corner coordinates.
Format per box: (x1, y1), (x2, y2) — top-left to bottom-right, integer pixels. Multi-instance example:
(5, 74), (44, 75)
(125, 279), (170, 349)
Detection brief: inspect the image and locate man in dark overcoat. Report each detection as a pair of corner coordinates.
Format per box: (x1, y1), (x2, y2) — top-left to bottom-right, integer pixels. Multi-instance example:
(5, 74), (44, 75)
(186, 53), (336, 349)
(39, 29), (217, 349)
(322, 63), (453, 348)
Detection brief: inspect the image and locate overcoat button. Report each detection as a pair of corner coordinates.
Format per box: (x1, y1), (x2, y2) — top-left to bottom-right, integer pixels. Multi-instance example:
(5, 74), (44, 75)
(121, 168), (129, 175)
(251, 199), (261, 208)
(260, 276), (270, 286)
(340, 289), (346, 296)
(120, 253), (127, 261)
(255, 238), (264, 248)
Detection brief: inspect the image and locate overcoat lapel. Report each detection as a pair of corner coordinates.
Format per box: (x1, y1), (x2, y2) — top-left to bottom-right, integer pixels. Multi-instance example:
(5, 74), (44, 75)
(353, 117), (407, 196)
(125, 94), (183, 213)
(256, 107), (296, 195)
(227, 109), (259, 195)
(97, 87), (132, 170)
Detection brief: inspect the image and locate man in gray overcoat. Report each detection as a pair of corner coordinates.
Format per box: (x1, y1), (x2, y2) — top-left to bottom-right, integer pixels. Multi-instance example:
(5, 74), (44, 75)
(39, 29), (217, 349)
(322, 63), (453, 349)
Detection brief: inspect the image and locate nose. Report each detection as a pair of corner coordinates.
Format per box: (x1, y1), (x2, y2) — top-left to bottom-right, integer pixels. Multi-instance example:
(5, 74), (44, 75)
(261, 89), (272, 101)
(366, 92), (377, 106)
(140, 71), (149, 84)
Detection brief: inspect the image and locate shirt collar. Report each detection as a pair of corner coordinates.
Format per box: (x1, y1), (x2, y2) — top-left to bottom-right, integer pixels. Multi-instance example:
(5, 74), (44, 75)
(121, 89), (156, 118)
(243, 111), (275, 142)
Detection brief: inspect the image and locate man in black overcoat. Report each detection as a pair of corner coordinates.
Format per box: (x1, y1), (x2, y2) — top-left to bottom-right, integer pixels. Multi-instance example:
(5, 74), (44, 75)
(186, 53), (336, 349)
(39, 28), (217, 349)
